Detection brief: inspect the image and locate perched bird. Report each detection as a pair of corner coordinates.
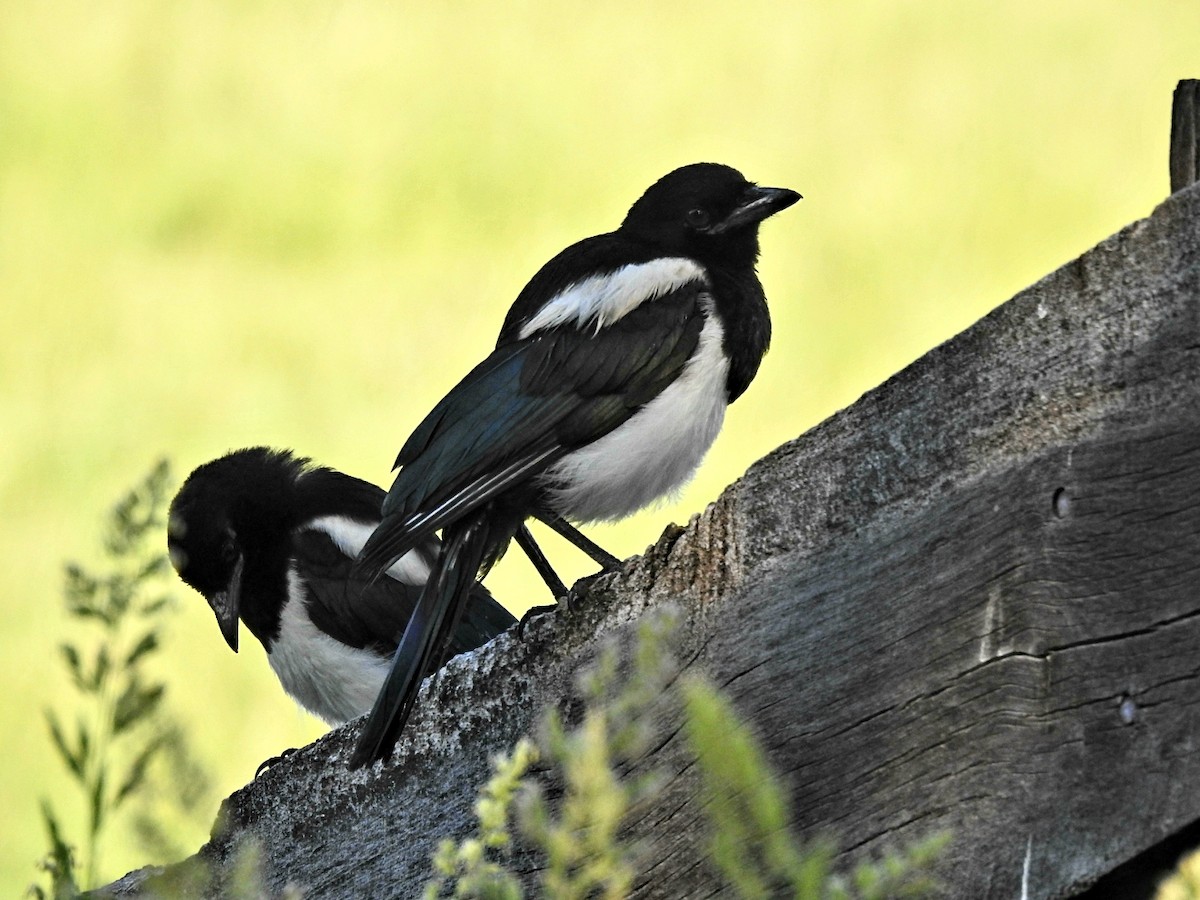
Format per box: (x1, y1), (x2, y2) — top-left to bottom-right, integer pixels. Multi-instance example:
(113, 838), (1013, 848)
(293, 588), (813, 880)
(351, 162), (800, 767)
(167, 447), (516, 726)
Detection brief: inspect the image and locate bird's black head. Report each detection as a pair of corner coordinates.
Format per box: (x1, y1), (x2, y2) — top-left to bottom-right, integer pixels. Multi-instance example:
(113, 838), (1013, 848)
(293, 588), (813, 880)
(619, 163), (801, 268)
(168, 447), (306, 652)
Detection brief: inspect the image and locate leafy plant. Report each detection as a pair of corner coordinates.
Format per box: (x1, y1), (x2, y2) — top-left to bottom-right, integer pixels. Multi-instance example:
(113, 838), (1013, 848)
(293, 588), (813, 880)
(1158, 848), (1200, 900)
(425, 609), (947, 899)
(426, 739), (537, 900)
(683, 675), (947, 899)
(682, 674), (834, 898)
(30, 461), (211, 898)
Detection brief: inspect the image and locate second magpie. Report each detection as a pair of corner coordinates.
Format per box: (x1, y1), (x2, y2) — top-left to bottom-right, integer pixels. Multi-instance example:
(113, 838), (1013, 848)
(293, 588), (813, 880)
(168, 447), (515, 726)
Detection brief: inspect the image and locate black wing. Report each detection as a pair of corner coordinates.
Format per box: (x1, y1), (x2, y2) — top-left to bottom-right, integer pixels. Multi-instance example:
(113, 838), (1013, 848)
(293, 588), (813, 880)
(293, 529), (514, 662)
(357, 280), (706, 577)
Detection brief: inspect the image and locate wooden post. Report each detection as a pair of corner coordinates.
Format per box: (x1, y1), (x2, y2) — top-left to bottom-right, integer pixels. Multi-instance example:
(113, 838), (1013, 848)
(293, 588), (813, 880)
(1170, 79), (1200, 193)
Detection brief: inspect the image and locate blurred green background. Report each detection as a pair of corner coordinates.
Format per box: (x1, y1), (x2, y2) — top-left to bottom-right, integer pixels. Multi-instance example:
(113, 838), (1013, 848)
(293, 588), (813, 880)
(2, 0), (1197, 891)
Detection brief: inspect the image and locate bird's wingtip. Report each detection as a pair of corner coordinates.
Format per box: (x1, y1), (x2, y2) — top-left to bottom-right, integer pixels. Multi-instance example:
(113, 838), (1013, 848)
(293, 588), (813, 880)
(347, 706), (399, 769)
(349, 552), (385, 586)
(353, 515), (427, 586)
(351, 529), (399, 586)
(346, 741), (383, 770)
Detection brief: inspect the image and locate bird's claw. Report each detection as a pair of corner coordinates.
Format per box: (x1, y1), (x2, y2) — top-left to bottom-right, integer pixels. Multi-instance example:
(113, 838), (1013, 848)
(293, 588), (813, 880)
(255, 747), (298, 778)
(517, 593), (571, 638)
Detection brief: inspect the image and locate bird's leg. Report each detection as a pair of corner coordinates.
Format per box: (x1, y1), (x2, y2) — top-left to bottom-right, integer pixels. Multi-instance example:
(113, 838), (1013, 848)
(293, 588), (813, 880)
(532, 513), (622, 571)
(515, 525), (569, 635)
(515, 519), (625, 636)
(515, 525), (569, 597)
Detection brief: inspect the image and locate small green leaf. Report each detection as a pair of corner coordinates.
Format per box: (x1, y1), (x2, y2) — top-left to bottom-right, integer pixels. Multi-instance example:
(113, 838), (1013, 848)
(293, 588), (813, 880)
(107, 575), (135, 623)
(59, 645), (84, 690)
(66, 606), (114, 627)
(113, 736), (164, 809)
(123, 631), (159, 668)
(44, 711), (85, 780)
(37, 798), (80, 896)
(85, 646), (111, 693)
(63, 564), (98, 605)
(89, 767), (107, 839)
(139, 595), (172, 616)
(113, 680), (164, 734)
(137, 554), (170, 580)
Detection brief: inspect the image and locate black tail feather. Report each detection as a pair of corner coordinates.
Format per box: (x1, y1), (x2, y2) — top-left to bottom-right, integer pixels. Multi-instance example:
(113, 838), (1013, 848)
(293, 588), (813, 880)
(442, 583), (517, 659)
(348, 515), (492, 768)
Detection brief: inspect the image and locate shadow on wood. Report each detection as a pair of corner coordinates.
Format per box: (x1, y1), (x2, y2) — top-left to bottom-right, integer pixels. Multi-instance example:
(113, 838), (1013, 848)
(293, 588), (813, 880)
(104, 183), (1200, 900)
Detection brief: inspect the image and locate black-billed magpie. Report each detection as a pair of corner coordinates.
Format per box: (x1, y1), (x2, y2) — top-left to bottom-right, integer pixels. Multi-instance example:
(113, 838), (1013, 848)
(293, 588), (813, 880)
(167, 447), (515, 726)
(351, 163), (800, 767)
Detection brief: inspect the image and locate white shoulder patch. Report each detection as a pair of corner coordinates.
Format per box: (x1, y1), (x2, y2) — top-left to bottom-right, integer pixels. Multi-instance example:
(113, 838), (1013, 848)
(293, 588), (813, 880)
(519, 257), (707, 338)
(304, 515), (432, 586)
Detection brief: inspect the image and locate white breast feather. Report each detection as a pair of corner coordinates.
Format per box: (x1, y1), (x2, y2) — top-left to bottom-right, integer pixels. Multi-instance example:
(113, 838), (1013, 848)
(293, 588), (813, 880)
(267, 568), (391, 725)
(540, 298), (729, 523)
(306, 515), (431, 585)
(519, 257), (708, 338)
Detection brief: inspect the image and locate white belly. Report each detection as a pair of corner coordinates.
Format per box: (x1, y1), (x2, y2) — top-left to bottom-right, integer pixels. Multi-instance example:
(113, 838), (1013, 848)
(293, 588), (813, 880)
(267, 569), (391, 725)
(541, 304), (729, 524)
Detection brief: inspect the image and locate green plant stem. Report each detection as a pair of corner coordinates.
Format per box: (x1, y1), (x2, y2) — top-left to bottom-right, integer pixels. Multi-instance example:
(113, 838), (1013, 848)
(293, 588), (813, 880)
(84, 639), (117, 889)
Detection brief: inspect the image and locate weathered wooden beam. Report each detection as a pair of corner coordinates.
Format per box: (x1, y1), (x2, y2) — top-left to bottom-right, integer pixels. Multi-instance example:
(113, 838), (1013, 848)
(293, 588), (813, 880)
(104, 105), (1200, 896)
(1171, 79), (1200, 193)
(102, 182), (1200, 900)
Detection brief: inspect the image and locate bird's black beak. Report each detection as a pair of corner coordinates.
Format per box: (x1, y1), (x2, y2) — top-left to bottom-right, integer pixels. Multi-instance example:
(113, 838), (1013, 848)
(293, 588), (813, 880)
(710, 185), (802, 235)
(211, 553), (244, 652)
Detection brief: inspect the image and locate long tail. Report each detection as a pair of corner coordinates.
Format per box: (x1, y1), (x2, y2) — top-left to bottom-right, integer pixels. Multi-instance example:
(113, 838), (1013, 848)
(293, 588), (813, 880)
(348, 514), (492, 768)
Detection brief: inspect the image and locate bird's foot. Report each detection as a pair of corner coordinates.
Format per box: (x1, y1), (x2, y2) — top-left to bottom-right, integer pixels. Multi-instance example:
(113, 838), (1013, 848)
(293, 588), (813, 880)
(255, 747), (298, 778)
(517, 594), (571, 638)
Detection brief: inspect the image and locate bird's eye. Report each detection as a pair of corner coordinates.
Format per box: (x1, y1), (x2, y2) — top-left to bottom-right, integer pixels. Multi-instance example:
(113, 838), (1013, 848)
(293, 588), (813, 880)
(685, 208), (711, 229)
(220, 530), (239, 564)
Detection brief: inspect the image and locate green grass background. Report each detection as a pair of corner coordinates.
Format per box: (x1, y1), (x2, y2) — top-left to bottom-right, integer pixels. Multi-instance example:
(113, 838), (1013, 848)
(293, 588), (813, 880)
(2, 0), (1197, 891)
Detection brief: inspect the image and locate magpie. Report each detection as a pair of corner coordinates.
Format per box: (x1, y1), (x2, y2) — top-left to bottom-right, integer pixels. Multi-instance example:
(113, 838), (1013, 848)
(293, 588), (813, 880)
(350, 162), (800, 767)
(166, 447), (516, 726)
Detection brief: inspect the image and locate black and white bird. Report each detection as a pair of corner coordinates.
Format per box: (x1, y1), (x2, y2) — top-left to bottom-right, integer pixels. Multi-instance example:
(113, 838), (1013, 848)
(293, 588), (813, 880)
(167, 447), (516, 726)
(351, 162), (800, 767)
